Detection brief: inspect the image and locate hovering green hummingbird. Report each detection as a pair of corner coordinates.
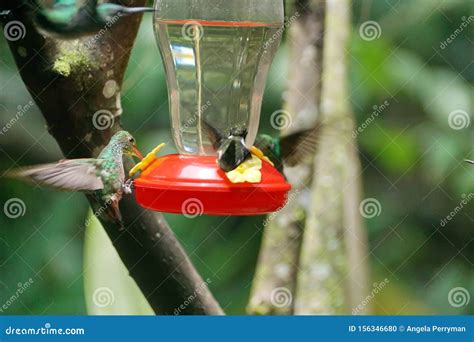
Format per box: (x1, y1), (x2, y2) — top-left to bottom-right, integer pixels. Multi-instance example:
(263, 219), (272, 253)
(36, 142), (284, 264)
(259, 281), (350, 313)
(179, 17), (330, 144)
(203, 120), (320, 172)
(6, 131), (143, 225)
(33, 0), (155, 39)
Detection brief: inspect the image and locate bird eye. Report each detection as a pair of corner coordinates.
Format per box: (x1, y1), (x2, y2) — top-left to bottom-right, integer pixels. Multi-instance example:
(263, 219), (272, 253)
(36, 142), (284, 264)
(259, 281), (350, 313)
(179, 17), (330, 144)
(129, 137), (135, 143)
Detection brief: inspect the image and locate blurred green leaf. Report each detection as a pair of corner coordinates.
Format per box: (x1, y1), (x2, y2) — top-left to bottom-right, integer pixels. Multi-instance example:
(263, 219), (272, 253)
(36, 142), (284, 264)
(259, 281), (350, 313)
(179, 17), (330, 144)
(83, 212), (154, 315)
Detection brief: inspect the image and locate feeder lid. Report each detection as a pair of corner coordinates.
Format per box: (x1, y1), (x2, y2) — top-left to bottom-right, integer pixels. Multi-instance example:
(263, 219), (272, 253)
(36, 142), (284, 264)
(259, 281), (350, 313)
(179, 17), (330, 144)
(133, 154), (291, 216)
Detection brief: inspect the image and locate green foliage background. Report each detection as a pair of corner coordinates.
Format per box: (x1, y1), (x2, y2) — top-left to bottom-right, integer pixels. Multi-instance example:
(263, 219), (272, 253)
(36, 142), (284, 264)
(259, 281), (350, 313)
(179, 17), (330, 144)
(0, 0), (472, 315)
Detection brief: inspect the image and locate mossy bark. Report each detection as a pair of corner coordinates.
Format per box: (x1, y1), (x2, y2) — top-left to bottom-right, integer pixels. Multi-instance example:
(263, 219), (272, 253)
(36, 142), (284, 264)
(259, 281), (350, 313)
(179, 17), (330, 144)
(2, 0), (223, 315)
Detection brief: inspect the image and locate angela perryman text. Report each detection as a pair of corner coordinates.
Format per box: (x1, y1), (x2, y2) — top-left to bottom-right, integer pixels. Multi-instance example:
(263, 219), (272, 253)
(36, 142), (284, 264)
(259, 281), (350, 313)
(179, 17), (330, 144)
(348, 324), (467, 334)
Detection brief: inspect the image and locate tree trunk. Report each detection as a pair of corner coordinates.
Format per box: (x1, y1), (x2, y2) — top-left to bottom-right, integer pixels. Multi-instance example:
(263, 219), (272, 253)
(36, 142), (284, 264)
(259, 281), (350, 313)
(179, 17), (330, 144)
(294, 0), (370, 314)
(247, 0), (325, 315)
(1, 0), (223, 315)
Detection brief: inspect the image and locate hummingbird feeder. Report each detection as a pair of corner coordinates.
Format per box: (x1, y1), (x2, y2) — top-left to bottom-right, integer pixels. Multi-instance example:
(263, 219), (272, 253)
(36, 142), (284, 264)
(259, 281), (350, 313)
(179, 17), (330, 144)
(133, 0), (290, 215)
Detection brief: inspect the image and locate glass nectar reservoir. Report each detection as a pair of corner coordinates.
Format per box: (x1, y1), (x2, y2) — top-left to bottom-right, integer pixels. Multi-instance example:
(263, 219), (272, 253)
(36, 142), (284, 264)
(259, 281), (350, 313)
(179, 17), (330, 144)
(133, 0), (290, 216)
(154, 0), (284, 155)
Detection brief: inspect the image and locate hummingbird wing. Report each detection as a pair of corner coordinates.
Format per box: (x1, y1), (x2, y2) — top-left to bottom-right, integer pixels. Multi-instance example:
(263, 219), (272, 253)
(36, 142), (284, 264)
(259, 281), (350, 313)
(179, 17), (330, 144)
(202, 119), (224, 150)
(280, 124), (321, 167)
(7, 159), (104, 192)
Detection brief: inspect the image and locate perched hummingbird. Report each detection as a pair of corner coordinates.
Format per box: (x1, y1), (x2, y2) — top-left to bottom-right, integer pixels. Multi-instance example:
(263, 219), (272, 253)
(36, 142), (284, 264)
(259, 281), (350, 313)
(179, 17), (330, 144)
(203, 120), (320, 172)
(33, 0), (155, 39)
(6, 131), (143, 225)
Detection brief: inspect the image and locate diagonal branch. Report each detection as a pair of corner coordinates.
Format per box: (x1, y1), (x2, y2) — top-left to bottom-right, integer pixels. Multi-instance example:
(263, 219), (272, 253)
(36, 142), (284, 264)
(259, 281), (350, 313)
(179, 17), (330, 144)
(2, 0), (223, 315)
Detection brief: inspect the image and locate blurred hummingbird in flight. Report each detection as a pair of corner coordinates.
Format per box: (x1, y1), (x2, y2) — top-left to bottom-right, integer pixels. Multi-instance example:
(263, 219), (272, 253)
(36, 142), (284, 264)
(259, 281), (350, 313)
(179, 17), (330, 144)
(6, 131), (143, 225)
(203, 120), (320, 172)
(32, 0), (155, 39)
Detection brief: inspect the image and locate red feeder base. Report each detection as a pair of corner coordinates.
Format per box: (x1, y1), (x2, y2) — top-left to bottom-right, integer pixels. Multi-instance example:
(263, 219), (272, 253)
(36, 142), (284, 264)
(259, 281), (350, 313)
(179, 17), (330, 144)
(133, 154), (291, 216)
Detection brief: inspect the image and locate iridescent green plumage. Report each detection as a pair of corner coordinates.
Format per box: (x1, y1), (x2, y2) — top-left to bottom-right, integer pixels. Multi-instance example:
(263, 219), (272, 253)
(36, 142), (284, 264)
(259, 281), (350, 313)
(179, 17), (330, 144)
(34, 0), (155, 39)
(7, 130), (143, 224)
(254, 128), (320, 172)
(203, 120), (320, 172)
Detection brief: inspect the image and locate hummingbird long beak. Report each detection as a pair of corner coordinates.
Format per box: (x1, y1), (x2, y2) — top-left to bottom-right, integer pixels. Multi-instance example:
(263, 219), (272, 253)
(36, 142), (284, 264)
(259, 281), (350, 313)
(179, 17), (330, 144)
(124, 7), (156, 14)
(465, 159), (474, 164)
(132, 146), (144, 160)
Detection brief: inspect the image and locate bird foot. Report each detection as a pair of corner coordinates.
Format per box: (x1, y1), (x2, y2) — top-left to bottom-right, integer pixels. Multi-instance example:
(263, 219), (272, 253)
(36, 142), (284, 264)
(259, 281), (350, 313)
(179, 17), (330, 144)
(0, 10), (11, 17)
(123, 178), (134, 194)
